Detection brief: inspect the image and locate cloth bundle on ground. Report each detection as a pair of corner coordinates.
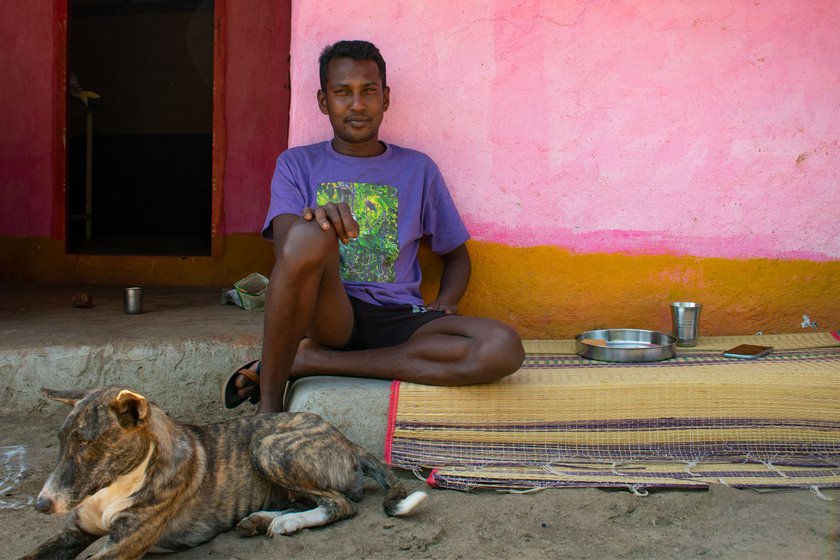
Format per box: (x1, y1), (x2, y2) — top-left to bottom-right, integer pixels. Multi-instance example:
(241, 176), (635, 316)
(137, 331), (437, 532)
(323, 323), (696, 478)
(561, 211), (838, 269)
(386, 332), (840, 494)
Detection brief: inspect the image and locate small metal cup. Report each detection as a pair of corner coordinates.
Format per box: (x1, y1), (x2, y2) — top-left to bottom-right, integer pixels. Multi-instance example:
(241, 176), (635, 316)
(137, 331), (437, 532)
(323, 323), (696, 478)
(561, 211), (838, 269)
(123, 287), (143, 315)
(670, 302), (701, 347)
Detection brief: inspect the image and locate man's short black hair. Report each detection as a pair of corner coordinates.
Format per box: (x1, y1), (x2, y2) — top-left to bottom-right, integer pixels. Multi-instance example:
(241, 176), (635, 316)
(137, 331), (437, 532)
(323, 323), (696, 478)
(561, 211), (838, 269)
(319, 40), (387, 90)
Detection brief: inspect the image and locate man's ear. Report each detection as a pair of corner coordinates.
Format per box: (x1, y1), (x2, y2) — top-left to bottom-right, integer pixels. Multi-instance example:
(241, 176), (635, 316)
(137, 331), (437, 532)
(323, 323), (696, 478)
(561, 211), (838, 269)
(110, 389), (149, 428)
(317, 89), (329, 115)
(383, 85), (390, 111)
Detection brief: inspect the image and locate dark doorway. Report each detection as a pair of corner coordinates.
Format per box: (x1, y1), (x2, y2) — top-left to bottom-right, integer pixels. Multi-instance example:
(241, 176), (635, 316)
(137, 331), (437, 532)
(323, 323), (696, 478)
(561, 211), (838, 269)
(67, 0), (214, 256)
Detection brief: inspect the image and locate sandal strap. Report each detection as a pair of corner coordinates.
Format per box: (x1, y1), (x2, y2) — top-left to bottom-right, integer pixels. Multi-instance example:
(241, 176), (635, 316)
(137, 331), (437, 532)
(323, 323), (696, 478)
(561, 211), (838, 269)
(238, 366), (260, 386)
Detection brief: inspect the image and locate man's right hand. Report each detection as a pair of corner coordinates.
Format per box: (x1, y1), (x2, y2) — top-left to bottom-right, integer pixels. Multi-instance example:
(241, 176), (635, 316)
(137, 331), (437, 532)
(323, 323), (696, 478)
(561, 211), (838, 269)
(302, 202), (359, 244)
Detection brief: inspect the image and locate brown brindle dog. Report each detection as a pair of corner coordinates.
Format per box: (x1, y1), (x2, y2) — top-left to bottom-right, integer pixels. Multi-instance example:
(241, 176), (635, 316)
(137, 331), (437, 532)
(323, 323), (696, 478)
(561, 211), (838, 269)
(21, 387), (427, 560)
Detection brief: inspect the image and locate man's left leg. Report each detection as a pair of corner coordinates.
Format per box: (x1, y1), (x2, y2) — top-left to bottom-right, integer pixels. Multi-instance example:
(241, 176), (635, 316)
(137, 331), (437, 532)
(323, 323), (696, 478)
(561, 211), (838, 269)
(291, 315), (525, 385)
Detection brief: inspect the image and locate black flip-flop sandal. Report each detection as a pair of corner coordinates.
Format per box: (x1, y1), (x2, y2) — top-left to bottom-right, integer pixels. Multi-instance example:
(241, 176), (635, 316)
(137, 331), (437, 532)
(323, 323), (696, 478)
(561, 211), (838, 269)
(222, 360), (261, 409)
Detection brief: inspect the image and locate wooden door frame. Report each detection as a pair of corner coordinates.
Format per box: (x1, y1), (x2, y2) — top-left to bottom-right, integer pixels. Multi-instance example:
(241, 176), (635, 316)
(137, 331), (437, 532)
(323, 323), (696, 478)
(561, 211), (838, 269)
(52, 0), (226, 257)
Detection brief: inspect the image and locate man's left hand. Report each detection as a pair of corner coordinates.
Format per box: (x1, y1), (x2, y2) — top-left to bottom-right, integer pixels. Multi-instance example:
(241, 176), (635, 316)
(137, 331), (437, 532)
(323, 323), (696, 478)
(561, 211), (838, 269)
(427, 301), (458, 314)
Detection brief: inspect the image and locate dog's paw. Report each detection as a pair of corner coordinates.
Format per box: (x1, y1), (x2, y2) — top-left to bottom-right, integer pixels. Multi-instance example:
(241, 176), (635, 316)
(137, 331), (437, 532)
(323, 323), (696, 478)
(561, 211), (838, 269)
(236, 512), (276, 536)
(267, 515), (303, 537)
(267, 507), (330, 537)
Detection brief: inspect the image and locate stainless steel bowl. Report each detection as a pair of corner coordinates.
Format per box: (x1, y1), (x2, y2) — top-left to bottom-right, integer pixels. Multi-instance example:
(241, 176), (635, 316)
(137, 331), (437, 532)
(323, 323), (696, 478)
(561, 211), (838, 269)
(575, 329), (677, 363)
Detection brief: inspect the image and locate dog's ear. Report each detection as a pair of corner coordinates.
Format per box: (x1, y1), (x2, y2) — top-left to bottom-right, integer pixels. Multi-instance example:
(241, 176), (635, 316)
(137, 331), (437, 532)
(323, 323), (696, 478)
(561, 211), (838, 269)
(41, 387), (88, 406)
(110, 389), (149, 428)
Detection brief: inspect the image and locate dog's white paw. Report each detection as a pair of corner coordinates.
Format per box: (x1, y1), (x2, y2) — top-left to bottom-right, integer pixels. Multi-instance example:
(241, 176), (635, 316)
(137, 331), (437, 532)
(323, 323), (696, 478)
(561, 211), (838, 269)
(237, 511), (278, 536)
(267, 515), (302, 537)
(267, 506), (330, 537)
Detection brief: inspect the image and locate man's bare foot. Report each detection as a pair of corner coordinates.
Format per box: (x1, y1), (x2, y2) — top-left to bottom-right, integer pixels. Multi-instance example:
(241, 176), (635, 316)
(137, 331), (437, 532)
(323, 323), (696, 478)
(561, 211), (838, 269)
(289, 337), (329, 376)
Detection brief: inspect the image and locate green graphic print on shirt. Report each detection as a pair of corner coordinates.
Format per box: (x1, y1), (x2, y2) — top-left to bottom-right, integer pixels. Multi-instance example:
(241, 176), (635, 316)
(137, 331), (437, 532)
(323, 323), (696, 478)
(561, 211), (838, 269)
(317, 182), (399, 283)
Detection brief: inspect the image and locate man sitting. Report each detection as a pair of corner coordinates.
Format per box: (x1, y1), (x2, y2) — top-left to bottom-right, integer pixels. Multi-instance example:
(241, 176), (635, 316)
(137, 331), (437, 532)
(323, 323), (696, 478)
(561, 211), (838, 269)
(224, 40), (524, 413)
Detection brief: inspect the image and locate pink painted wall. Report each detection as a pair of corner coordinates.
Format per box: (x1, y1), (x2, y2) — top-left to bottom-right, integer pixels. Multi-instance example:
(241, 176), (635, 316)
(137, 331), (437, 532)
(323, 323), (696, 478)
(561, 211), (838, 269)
(289, 0), (840, 261)
(0, 0), (55, 237)
(3, 0), (837, 261)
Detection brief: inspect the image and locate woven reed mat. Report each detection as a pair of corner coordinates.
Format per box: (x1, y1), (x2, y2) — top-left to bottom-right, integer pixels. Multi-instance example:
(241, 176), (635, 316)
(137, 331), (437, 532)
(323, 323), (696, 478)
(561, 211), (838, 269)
(386, 332), (840, 492)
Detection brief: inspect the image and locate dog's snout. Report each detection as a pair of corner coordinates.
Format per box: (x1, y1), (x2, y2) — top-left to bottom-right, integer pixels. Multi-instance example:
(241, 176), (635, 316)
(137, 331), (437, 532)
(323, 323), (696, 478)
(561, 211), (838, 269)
(35, 495), (54, 513)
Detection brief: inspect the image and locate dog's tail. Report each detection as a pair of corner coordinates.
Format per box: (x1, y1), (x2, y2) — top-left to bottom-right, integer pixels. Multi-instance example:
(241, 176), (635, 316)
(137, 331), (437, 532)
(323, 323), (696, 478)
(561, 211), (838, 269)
(359, 452), (427, 517)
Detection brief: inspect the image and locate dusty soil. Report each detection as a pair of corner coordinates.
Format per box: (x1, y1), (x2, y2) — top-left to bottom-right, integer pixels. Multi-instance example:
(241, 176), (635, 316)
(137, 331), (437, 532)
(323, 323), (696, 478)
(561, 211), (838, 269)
(2, 412), (838, 560)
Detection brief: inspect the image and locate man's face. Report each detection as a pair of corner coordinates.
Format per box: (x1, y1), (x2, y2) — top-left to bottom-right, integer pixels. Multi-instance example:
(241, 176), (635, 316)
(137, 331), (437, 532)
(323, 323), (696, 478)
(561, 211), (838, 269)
(318, 58), (390, 154)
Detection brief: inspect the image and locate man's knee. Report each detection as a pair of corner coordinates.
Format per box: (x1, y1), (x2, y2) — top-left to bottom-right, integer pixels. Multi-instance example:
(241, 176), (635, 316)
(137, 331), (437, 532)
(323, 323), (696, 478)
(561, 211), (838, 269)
(442, 321), (524, 385)
(279, 219), (339, 272)
(477, 322), (525, 380)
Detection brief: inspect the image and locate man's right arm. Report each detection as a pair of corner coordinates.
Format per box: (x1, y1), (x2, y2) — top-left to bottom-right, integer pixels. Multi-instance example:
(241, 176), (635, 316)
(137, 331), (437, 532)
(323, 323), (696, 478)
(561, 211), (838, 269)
(270, 202), (359, 258)
(301, 203), (359, 244)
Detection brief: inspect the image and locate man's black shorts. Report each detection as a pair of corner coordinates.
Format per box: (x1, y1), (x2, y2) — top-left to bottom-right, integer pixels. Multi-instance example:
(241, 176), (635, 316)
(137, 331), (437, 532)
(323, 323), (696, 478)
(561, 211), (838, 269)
(342, 297), (448, 350)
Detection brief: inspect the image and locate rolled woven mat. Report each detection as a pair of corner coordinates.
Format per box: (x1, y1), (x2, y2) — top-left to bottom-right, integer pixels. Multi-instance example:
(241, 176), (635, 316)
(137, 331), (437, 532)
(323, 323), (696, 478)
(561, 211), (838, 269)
(388, 332), (840, 492)
(424, 462), (840, 493)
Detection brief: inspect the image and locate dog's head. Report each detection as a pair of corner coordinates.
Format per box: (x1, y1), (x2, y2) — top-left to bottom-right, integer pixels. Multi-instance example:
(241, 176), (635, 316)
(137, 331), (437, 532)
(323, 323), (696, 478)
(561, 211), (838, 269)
(36, 387), (153, 515)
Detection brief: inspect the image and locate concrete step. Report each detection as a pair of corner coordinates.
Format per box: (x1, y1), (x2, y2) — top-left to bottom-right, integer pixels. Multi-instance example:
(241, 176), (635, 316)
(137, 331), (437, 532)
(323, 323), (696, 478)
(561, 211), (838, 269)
(0, 284), (390, 456)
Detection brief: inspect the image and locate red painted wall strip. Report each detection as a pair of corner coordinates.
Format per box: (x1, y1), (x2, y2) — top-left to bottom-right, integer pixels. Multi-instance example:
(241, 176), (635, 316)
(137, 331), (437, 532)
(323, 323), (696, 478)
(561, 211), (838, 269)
(211, 0), (227, 256)
(51, 0), (67, 241)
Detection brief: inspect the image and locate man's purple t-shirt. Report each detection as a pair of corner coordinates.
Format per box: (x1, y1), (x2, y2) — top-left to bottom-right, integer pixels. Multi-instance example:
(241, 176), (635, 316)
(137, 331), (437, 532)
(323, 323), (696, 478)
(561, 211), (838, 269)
(262, 141), (470, 307)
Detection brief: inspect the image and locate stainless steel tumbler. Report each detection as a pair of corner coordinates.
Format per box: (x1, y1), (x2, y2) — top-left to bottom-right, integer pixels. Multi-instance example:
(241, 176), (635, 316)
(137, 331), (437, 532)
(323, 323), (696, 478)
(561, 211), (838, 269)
(124, 287), (143, 315)
(670, 302), (701, 347)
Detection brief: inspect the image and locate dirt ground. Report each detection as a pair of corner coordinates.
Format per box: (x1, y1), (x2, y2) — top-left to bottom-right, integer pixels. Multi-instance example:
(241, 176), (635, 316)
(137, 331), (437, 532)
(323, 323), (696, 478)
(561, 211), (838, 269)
(2, 412), (838, 560)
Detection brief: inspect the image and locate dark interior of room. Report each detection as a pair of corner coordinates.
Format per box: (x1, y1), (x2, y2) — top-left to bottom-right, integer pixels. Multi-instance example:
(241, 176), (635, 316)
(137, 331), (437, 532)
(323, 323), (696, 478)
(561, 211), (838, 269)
(67, 0), (214, 256)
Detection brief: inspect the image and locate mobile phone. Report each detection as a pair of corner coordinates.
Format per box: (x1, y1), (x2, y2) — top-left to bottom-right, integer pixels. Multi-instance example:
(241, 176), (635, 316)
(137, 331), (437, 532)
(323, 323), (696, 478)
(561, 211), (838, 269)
(722, 344), (773, 359)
